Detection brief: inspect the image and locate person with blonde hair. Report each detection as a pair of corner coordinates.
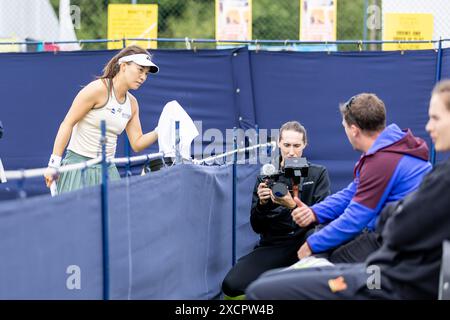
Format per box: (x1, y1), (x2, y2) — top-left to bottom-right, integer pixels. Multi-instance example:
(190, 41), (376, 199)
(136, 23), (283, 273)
(45, 45), (159, 193)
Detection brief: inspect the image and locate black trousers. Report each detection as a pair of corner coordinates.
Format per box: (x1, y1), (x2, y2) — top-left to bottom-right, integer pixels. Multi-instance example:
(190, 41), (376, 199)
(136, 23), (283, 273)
(222, 228), (380, 297)
(314, 227), (381, 264)
(221, 237), (304, 297)
(246, 263), (400, 300)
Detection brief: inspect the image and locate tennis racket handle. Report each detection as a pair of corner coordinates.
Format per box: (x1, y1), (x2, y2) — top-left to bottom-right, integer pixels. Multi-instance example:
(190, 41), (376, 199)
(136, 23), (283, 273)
(50, 181), (58, 197)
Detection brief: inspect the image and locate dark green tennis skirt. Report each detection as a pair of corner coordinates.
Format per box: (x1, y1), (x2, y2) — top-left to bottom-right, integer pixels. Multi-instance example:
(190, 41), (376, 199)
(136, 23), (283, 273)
(57, 150), (120, 194)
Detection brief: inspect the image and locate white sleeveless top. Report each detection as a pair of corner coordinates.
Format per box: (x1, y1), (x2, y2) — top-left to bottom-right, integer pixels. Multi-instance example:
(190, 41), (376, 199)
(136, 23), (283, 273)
(67, 80), (132, 159)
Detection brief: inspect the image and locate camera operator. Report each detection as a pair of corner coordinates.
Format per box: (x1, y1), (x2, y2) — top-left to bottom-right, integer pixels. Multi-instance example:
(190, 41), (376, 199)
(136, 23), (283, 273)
(221, 121), (331, 299)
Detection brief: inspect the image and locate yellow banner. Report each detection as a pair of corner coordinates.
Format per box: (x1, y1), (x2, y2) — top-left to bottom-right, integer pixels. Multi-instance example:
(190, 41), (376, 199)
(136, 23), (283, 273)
(107, 4), (158, 50)
(0, 38), (21, 53)
(300, 0), (336, 41)
(383, 13), (433, 51)
(215, 0), (252, 42)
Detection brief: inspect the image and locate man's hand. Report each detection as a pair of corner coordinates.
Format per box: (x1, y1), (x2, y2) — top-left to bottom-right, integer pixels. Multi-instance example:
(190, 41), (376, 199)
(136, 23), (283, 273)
(271, 190), (296, 209)
(291, 197), (317, 227)
(297, 242), (312, 259)
(257, 182), (271, 205)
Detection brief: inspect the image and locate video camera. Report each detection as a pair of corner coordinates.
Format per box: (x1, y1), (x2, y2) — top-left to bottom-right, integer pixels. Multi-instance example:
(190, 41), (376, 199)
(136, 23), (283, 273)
(284, 157), (309, 185)
(259, 157), (309, 198)
(263, 175), (289, 198)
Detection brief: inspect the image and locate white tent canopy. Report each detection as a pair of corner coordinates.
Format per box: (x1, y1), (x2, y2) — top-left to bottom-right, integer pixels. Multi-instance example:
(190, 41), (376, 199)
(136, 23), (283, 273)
(0, 0), (80, 51)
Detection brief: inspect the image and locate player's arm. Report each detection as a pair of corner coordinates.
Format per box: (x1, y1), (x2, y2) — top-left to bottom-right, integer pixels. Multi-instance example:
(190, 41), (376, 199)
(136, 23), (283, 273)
(51, 80), (106, 157)
(125, 94), (157, 152)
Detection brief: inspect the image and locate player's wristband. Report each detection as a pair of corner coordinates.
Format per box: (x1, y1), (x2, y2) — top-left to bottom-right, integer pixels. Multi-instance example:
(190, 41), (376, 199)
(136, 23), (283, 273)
(48, 154), (62, 168)
(154, 126), (158, 134)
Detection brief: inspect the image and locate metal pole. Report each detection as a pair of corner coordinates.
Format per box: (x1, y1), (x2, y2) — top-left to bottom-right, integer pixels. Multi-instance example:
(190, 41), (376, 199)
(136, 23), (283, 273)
(363, 0), (369, 50)
(121, 26), (129, 167)
(368, 0), (378, 51)
(432, 38), (443, 166)
(124, 138), (131, 176)
(175, 121), (181, 163)
(232, 127), (238, 266)
(100, 120), (110, 300)
(255, 124), (259, 164)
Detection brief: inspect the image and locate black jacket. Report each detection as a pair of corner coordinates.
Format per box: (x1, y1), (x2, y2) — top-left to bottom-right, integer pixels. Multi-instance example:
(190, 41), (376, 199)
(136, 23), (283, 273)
(366, 158), (450, 299)
(250, 163), (331, 244)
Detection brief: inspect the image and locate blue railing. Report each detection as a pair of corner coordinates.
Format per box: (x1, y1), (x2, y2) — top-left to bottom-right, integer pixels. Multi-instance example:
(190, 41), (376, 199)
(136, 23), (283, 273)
(1, 37), (450, 47)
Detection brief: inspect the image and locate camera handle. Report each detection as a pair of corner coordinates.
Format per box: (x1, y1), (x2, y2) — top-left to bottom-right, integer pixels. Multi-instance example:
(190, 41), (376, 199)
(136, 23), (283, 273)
(290, 181), (300, 230)
(290, 177), (305, 229)
(291, 176), (304, 198)
(292, 183), (299, 198)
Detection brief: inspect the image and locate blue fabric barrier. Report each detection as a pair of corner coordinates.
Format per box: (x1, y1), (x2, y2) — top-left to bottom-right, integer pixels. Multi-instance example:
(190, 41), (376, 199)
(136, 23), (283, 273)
(236, 164), (260, 259)
(0, 186), (103, 299)
(0, 48), (442, 199)
(0, 164), (262, 299)
(249, 49), (438, 190)
(108, 164), (233, 299)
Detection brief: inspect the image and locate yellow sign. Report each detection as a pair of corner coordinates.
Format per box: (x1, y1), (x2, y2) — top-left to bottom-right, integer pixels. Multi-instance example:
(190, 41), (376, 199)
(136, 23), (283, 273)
(215, 0), (252, 42)
(0, 38), (21, 53)
(300, 0), (336, 41)
(107, 4), (158, 50)
(383, 13), (433, 51)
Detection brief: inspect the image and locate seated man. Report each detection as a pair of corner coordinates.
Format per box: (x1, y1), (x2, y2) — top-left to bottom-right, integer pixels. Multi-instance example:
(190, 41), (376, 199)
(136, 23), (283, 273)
(221, 121), (331, 299)
(292, 93), (432, 263)
(246, 80), (450, 299)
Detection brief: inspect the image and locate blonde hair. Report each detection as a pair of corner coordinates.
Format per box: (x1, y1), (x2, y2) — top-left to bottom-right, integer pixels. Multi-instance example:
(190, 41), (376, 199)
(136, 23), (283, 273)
(432, 79), (450, 111)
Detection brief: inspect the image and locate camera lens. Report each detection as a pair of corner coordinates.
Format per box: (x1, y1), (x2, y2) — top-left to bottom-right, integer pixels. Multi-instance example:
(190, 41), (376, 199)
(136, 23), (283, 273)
(272, 182), (288, 198)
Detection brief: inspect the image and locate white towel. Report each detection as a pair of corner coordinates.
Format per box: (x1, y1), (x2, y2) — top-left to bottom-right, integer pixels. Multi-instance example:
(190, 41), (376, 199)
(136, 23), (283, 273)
(285, 256), (334, 270)
(157, 100), (199, 159)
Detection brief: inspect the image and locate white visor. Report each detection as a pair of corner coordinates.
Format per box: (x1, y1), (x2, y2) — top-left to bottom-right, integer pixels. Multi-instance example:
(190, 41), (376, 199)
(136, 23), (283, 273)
(118, 54), (159, 73)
